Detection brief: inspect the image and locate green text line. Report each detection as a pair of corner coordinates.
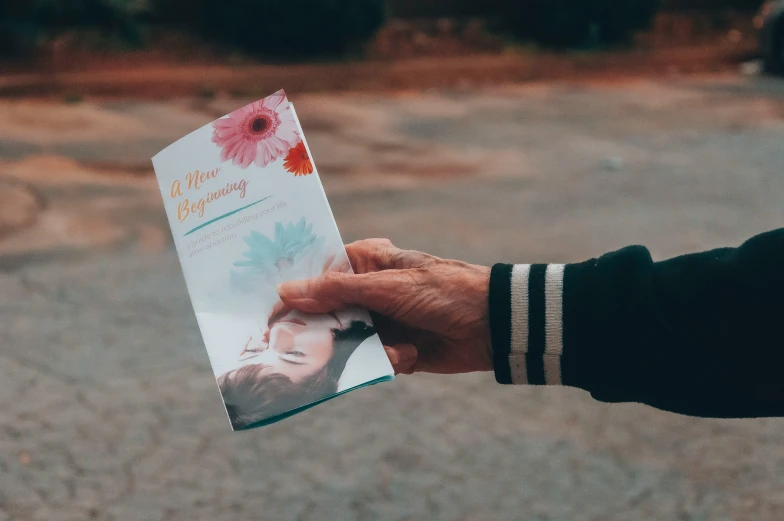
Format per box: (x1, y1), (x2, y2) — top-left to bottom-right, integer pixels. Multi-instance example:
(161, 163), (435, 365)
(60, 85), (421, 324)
(183, 196), (272, 237)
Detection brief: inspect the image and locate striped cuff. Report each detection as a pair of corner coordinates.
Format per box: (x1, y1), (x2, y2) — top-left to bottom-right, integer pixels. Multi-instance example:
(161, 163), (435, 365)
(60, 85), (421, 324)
(490, 263), (566, 386)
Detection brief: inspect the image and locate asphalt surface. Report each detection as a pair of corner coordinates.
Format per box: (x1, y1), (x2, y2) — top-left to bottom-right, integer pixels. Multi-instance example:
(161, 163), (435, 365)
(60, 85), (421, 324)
(1, 75), (784, 521)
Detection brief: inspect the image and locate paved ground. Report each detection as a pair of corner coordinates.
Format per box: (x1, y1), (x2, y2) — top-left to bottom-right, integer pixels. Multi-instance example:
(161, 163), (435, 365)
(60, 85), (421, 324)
(1, 75), (784, 521)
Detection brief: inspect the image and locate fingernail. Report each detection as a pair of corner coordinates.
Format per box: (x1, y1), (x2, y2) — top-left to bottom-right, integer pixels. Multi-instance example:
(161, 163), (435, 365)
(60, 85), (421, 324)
(277, 280), (308, 299)
(384, 346), (400, 365)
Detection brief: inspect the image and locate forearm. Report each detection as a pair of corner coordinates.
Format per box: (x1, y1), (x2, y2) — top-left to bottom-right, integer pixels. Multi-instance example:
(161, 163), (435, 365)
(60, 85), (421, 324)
(490, 229), (784, 418)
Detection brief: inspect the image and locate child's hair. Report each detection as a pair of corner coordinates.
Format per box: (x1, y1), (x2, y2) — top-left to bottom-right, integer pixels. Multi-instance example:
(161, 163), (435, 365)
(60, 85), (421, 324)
(218, 321), (374, 429)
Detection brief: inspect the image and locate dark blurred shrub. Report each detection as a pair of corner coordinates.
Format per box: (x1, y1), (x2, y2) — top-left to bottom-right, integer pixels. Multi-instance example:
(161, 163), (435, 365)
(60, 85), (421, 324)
(157, 0), (386, 59)
(502, 0), (661, 47)
(660, 0), (764, 11)
(150, 0), (207, 24)
(0, 0), (149, 55)
(387, 0), (507, 18)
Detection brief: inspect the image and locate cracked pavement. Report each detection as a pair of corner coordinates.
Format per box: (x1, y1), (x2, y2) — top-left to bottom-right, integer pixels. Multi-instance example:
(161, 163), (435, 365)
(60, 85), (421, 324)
(1, 76), (784, 520)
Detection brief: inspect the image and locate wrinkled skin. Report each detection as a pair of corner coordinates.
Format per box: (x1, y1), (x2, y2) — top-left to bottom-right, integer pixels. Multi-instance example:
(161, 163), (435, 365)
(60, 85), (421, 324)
(277, 239), (492, 375)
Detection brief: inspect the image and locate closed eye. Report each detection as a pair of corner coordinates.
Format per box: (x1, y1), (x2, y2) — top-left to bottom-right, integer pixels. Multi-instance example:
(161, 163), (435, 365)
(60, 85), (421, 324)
(281, 353), (307, 365)
(280, 318), (307, 327)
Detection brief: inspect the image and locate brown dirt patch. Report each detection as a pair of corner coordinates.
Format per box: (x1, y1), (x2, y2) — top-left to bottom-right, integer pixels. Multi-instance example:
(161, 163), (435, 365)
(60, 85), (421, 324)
(0, 182), (42, 240)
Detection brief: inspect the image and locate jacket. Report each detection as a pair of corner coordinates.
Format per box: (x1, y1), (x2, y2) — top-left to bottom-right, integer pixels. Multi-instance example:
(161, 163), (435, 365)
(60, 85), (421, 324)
(489, 228), (784, 418)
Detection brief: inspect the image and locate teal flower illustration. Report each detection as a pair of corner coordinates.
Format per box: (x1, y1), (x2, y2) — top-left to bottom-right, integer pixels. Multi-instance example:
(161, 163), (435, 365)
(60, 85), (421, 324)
(231, 218), (323, 293)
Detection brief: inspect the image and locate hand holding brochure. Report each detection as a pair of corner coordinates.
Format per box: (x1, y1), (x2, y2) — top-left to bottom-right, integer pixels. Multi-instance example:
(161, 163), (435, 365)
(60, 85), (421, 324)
(152, 90), (394, 430)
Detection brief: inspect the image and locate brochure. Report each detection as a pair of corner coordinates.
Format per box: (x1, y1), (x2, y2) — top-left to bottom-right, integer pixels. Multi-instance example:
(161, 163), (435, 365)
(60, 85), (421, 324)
(152, 90), (394, 430)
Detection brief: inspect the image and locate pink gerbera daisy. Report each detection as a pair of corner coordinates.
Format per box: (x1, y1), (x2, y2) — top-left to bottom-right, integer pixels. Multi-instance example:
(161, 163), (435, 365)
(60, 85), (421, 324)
(211, 91), (300, 169)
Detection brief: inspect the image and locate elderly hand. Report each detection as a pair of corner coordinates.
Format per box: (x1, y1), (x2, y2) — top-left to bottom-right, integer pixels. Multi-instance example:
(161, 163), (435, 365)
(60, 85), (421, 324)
(276, 239), (492, 375)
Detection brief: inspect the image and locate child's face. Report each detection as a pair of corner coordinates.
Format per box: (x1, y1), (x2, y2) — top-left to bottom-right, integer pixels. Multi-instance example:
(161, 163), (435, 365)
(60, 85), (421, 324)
(239, 309), (339, 383)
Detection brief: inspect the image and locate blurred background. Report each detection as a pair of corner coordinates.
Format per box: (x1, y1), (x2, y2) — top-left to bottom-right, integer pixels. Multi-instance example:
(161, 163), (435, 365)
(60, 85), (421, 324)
(2, 1), (784, 520)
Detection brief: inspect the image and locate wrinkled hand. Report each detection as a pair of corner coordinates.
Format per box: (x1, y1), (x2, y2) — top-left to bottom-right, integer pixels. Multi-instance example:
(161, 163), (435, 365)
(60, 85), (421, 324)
(276, 239), (492, 375)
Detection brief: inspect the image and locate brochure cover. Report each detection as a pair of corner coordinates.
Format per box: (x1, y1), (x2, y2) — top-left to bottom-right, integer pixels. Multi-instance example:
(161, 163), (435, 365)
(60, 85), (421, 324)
(151, 90), (394, 430)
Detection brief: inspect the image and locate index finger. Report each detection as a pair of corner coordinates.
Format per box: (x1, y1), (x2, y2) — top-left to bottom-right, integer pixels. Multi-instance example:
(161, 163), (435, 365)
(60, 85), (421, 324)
(277, 270), (414, 316)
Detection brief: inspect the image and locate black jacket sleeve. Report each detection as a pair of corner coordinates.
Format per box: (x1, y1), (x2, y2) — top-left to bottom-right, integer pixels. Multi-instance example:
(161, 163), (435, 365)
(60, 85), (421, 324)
(489, 228), (784, 418)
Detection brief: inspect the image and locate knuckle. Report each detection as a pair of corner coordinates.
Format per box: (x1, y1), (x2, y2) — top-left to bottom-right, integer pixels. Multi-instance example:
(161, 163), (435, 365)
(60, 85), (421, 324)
(399, 250), (437, 269)
(388, 249), (408, 268)
(411, 266), (434, 285)
(369, 238), (397, 257)
(350, 237), (394, 250)
(321, 271), (344, 289)
(371, 238), (395, 247)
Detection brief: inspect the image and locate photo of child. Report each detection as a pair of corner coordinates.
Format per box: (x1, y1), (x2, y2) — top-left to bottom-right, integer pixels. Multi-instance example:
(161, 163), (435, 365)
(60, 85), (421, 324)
(217, 218), (379, 429)
(218, 306), (375, 429)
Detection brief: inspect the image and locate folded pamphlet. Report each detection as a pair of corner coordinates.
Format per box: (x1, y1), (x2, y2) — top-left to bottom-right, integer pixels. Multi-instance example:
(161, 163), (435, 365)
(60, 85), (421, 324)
(152, 90), (394, 430)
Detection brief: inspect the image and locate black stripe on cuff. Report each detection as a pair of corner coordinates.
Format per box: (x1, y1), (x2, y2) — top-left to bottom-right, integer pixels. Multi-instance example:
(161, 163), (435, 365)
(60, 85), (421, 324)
(562, 259), (597, 390)
(489, 263), (513, 385)
(526, 264), (547, 385)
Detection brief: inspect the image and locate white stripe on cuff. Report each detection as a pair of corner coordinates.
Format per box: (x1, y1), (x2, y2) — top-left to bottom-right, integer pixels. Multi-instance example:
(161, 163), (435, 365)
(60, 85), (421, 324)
(510, 264), (531, 385)
(544, 264), (566, 385)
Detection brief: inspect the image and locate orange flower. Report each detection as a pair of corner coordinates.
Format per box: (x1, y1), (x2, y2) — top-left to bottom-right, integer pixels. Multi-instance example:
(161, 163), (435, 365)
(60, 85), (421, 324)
(283, 141), (313, 176)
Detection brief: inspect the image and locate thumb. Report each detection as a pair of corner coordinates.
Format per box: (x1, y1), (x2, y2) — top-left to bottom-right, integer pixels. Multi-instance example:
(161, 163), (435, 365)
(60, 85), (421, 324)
(384, 344), (417, 375)
(276, 271), (404, 315)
